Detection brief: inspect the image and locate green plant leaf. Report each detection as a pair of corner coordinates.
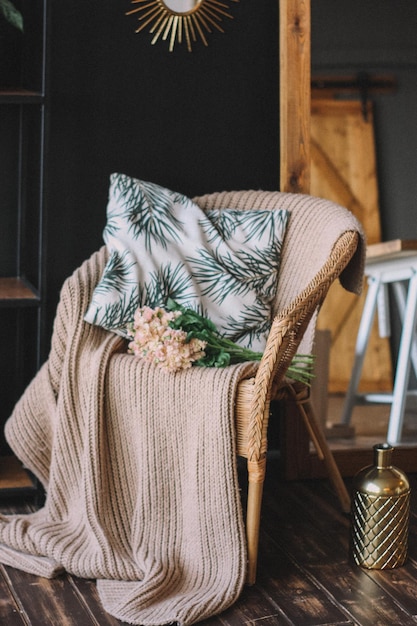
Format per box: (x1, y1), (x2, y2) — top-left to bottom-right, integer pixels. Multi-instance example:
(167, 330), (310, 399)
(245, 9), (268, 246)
(201, 211), (238, 244)
(0, 0), (23, 32)
(92, 287), (141, 331)
(188, 246), (278, 305)
(222, 301), (271, 348)
(236, 210), (286, 245)
(112, 174), (184, 250)
(93, 250), (136, 296)
(145, 262), (194, 308)
(164, 300), (316, 382)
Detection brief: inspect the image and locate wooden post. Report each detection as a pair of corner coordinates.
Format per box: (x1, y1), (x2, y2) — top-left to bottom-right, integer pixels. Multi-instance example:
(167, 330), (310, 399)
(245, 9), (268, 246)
(279, 0), (312, 478)
(279, 0), (311, 193)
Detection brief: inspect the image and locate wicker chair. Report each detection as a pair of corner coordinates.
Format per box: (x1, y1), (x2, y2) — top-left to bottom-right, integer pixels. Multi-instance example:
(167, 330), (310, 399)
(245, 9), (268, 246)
(192, 190), (365, 585)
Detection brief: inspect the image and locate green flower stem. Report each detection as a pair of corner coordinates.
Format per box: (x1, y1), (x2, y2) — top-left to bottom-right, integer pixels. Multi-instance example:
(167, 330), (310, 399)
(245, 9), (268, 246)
(166, 299), (315, 385)
(202, 336), (262, 360)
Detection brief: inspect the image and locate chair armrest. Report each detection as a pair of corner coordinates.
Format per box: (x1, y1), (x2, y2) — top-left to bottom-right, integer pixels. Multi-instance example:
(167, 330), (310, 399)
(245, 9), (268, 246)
(246, 230), (360, 463)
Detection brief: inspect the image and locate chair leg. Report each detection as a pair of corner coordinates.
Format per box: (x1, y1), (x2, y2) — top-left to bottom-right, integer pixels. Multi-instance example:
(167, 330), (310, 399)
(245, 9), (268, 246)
(295, 393), (351, 514)
(246, 457), (266, 585)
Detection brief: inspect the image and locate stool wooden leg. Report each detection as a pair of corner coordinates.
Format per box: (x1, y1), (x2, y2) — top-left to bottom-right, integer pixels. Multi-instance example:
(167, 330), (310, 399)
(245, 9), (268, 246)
(297, 397), (351, 513)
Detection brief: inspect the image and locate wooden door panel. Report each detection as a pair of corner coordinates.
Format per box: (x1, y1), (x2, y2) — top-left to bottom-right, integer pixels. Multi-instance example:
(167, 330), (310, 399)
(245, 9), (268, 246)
(310, 99), (392, 393)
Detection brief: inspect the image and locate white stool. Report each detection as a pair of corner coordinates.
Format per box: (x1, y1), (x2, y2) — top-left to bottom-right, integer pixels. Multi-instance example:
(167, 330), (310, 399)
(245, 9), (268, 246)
(341, 240), (417, 444)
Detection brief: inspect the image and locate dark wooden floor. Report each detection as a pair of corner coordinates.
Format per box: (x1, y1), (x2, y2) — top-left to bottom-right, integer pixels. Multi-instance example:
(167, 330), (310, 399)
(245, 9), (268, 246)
(1, 453), (417, 626)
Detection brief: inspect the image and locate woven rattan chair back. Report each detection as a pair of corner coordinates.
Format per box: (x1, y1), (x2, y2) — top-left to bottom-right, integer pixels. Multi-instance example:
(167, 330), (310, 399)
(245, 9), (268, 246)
(193, 190), (364, 584)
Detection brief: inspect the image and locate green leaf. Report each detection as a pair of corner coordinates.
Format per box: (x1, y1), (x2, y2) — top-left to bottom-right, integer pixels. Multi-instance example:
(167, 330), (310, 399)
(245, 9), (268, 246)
(201, 211), (238, 244)
(0, 0), (23, 31)
(149, 300), (316, 383)
(187, 248), (248, 305)
(94, 250), (136, 296)
(167, 299), (218, 334)
(112, 174), (184, 251)
(145, 263), (194, 309)
(187, 243), (282, 306)
(92, 288), (141, 331)
(236, 210), (287, 246)
(103, 215), (121, 239)
(222, 301), (271, 348)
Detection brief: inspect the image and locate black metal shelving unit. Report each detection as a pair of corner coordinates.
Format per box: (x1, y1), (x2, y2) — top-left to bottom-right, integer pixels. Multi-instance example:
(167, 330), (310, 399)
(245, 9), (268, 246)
(0, 0), (47, 492)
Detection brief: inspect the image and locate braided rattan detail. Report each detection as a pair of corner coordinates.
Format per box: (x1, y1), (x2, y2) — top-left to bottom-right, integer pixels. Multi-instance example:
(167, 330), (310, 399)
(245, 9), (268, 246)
(240, 230), (360, 465)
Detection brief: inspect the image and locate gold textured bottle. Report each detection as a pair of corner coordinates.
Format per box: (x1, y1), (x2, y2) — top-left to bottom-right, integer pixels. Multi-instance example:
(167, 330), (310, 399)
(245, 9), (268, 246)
(351, 443), (410, 569)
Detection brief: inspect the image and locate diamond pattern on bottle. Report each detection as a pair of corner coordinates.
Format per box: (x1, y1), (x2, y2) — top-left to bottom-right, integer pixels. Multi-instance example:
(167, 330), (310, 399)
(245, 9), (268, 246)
(351, 492), (410, 569)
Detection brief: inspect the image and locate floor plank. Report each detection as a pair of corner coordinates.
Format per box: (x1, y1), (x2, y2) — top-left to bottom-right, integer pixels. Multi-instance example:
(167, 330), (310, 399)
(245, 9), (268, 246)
(1, 457), (417, 625)
(0, 572), (26, 625)
(2, 567), (100, 626)
(68, 577), (130, 626)
(260, 483), (416, 625)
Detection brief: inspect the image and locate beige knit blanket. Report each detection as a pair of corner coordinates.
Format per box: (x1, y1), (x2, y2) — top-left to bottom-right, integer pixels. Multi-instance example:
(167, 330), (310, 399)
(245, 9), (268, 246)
(0, 248), (257, 625)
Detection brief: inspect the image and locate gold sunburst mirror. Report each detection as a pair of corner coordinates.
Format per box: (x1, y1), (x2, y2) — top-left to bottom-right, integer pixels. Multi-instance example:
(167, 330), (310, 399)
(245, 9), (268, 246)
(126, 0), (239, 52)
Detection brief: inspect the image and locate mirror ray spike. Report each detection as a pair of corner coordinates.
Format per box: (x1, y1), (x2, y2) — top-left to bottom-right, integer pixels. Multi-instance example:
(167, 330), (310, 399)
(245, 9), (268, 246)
(126, 0), (239, 51)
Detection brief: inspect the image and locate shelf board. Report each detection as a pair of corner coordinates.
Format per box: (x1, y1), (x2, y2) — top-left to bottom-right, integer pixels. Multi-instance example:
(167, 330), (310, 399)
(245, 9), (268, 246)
(0, 456), (36, 492)
(0, 88), (44, 104)
(0, 277), (40, 306)
(366, 239), (417, 262)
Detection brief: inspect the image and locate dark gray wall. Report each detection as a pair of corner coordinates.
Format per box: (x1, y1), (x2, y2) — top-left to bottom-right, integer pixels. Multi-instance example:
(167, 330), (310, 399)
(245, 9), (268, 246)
(44, 0), (280, 343)
(43, 1), (417, 352)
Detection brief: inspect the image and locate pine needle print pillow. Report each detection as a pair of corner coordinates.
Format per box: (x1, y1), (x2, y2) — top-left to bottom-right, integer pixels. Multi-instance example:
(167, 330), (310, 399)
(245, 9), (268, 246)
(84, 173), (289, 352)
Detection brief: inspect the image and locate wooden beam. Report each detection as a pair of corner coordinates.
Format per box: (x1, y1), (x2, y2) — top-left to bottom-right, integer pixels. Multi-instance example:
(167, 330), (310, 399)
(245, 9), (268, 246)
(279, 0), (311, 193)
(279, 0), (312, 478)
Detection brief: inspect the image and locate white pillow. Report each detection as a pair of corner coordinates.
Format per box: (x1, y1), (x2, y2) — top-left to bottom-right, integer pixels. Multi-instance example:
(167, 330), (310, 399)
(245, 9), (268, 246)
(84, 174), (289, 352)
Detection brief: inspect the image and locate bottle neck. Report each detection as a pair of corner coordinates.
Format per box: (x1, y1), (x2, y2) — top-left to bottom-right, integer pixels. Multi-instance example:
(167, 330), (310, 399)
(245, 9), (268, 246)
(374, 443), (393, 469)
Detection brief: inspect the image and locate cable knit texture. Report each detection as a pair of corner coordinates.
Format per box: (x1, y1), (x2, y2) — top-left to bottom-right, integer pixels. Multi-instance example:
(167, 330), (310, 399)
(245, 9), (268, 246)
(0, 247), (256, 625)
(0, 190), (365, 625)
